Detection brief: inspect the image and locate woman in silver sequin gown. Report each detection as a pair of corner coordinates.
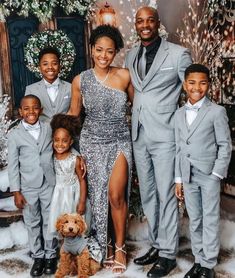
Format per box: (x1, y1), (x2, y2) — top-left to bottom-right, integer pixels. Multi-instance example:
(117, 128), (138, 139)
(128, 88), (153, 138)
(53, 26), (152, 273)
(68, 25), (134, 275)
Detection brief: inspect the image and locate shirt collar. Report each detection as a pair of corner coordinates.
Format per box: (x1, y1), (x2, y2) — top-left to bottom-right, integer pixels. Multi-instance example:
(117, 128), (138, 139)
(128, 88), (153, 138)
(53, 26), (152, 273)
(44, 78), (60, 87)
(22, 120), (40, 130)
(141, 37), (161, 53)
(187, 96), (206, 108)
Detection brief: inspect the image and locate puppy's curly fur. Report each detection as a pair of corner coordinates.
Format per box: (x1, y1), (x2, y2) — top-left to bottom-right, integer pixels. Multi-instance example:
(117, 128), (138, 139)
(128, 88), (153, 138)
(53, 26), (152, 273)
(55, 213), (100, 278)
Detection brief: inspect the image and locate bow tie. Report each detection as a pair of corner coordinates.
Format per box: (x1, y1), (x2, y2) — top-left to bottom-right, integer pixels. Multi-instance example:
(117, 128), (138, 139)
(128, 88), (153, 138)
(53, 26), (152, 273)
(185, 105), (200, 112)
(45, 83), (58, 89)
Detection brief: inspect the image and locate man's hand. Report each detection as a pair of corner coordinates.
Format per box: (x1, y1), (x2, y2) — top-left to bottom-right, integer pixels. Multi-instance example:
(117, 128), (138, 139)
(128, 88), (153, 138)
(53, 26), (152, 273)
(175, 183), (184, 201)
(13, 191), (27, 209)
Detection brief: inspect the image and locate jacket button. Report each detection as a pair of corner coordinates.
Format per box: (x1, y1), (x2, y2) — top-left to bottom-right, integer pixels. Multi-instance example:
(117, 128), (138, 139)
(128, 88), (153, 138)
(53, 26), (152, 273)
(186, 154), (190, 157)
(186, 140), (190, 145)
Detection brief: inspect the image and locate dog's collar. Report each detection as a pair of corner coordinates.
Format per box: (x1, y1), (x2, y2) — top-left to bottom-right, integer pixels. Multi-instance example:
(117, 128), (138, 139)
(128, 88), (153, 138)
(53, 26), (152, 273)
(63, 236), (88, 255)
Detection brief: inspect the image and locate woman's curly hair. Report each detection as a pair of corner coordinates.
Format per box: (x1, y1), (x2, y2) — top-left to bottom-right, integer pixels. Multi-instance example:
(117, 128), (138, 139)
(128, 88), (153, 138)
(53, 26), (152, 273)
(89, 25), (124, 52)
(50, 113), (81, 139)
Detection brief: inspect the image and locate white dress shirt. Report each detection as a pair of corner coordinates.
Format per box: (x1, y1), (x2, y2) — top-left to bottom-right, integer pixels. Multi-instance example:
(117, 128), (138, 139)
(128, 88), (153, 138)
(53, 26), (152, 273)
(44, 78), (59, 102)
(22, 120), (41, 140)
(175, 97), (223, 183)
(185, 97), (205, 126)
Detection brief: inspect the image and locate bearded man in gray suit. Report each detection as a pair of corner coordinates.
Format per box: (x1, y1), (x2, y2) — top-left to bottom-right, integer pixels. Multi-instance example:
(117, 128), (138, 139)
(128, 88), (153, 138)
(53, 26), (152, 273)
(125, 6), (192, 277)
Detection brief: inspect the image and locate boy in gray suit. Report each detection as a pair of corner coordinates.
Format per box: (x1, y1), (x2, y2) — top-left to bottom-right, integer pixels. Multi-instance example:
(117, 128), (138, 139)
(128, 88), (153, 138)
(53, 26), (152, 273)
(25, 47), (71, 123)
(7, 95), (57, 277)
(175, 64), (232, 278)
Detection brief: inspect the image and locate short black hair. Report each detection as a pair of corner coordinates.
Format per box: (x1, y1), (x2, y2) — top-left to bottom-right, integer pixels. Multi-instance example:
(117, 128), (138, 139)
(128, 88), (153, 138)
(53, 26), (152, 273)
(90, 25), (124, 52)
(20, 94), (41, 108)
(38, 47), (60, 63)
(50, 113), (81, 139)
(185, 64), (210, 81)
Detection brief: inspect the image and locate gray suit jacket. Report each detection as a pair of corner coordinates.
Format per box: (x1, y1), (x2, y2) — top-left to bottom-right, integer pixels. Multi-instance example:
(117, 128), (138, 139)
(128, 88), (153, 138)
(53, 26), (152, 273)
(125, 39), (192, 142)
(7, 121), (55, 192)
(175, 97), (232, 183)
(25, 79), (71, 122)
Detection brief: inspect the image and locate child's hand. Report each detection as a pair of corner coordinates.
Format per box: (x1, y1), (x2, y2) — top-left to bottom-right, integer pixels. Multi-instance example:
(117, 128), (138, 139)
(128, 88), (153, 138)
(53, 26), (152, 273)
(79, 156), (87, 178)
(76, 201), (86, 215)
(175, 183), (184, 201)
(13, 191), (27, 209)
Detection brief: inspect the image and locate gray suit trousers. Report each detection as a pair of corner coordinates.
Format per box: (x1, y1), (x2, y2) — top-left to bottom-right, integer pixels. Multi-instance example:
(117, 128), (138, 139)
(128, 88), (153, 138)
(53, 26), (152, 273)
(183, 167), (221, 268)
(133, 126), (178, 259)
(22, 180), (57, 259)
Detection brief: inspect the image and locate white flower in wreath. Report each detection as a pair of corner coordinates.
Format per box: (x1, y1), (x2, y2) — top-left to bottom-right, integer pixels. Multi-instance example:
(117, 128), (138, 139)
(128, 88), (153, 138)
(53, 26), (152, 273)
(24, 29), (76, 79)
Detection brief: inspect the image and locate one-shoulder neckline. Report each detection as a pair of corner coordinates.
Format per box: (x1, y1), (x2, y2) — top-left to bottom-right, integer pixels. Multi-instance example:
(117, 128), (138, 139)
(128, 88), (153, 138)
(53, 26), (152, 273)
(90, 69), (127, 96)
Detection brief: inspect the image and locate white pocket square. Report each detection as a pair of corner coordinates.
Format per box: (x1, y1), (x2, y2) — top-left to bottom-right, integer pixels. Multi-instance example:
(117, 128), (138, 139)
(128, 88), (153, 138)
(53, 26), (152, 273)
(64, 95), (70, 99)
(160, 67), (174, 71)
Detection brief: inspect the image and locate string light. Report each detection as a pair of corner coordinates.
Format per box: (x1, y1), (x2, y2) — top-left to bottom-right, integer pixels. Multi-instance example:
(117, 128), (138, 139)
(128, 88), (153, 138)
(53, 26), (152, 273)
(176, 0), (234, 102)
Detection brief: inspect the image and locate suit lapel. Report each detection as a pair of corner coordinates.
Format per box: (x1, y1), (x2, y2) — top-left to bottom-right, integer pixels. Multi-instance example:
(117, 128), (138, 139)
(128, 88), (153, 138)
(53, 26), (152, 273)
(187, 98), (211, 138)
(18, 122), (38, 146)
(55, 79), (65, 111)
(142, 39), (169, 89)
(37, 122), (47, 151)
(37, 80), (52, 112)
(179, 108), (188, 138)
(128, 44), (142, 91)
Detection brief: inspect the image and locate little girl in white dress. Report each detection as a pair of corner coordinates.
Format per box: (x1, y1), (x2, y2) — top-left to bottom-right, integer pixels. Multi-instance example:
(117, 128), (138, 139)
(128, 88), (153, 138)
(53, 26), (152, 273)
(47, 114), (89, 238)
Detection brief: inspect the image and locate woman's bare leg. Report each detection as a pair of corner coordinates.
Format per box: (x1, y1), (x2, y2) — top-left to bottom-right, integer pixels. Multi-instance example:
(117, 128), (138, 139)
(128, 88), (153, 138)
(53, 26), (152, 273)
(108, 153), (128, 273)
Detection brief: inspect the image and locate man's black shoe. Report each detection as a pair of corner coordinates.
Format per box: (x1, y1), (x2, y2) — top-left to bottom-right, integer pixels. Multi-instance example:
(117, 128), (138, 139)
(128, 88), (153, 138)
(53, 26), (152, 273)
(198, 267), (215, 278)
(44, 258), (57, 275)
(184, 263), (201, 278)
(30, 258), (45, 277)
(147, 257), (176, 277)
(134, 247), (159, 265)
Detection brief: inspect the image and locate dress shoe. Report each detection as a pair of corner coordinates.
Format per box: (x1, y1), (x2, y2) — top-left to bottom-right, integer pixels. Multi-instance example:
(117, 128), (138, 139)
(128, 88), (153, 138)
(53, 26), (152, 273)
(198, 267), (215, 278)
(134, 247), (159, 265)
(147, 257), (176, 277)
(44, 258), (57, 275)
(184, 263), (201, 278)
(30, 258), (45, 277)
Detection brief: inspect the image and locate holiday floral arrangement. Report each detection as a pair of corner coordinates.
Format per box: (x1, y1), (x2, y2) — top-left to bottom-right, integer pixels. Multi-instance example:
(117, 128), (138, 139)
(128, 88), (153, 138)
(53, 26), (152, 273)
(24, 29), (76, 78)
(0, 0), (96, 23)
(0, 96), (12, 169)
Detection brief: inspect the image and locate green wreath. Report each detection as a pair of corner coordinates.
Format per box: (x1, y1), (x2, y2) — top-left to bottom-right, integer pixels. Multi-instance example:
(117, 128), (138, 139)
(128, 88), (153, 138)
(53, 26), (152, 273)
(24, 29), (76, 78)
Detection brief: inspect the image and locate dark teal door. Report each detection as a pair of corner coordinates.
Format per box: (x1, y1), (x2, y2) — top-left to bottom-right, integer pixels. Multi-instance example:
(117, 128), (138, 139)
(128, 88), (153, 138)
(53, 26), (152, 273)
(56, 17), (87, 83)
(7, 17), (39, 108)
(7, 16), (88, 108)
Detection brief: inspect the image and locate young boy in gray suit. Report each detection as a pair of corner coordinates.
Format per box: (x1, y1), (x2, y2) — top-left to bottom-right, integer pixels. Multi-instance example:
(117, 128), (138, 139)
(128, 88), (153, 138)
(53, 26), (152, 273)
(7, 95), (57, 277)
(25, 47), (71, 123)
(175, 64), (232, 278)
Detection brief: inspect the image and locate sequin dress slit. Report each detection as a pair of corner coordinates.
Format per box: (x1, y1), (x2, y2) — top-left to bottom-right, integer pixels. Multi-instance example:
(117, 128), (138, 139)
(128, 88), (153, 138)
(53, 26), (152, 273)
(79, 69), (132, 258)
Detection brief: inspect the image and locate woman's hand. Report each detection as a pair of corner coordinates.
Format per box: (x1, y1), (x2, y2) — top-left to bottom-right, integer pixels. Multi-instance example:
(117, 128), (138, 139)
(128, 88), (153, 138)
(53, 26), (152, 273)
(175, 183), (184, 201)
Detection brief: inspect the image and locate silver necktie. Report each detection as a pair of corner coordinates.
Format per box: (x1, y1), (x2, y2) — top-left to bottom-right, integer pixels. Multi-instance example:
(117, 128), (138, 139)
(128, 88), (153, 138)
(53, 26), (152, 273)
(138, 47), (147, 80)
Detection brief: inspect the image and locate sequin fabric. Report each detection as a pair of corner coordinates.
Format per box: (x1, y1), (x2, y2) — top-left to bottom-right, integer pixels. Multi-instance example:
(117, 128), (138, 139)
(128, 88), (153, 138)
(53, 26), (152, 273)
(79, 69), (132, 258)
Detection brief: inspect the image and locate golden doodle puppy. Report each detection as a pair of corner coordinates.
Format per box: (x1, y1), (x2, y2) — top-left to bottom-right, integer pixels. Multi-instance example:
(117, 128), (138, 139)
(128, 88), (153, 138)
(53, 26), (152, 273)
(55, 213), (101, 278)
